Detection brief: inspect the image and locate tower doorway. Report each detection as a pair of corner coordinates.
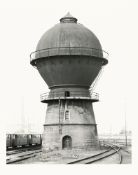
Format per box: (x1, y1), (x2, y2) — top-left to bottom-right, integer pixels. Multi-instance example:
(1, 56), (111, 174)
(62, 135), (72, 149)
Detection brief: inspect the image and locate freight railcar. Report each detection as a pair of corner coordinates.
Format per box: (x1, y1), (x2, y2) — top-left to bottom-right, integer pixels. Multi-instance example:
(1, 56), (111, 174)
(6, 134), (11, 148)
(6, 134), (42, 150)
(31, 134), (42, 145)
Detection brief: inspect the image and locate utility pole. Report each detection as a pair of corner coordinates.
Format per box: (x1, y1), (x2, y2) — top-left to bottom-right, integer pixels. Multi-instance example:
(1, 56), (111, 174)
(21, 96), (25, 133)
(124, 98), (127, 147)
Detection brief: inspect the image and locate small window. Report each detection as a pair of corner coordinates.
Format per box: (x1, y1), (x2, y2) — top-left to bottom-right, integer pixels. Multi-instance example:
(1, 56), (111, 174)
(65, 110), (70, 120)
(65, 91), (70, 97)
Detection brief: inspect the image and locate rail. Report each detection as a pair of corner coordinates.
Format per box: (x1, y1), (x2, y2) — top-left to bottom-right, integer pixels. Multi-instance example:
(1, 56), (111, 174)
(30, 47), (108, 64)
(68, 143), (122, 164)
(6, 150), (42, 164)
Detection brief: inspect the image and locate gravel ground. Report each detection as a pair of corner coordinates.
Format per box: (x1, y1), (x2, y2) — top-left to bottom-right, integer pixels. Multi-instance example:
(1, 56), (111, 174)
(120, 149), (132, 164)
(12, 146), (132, 164)
(92, 153), (120, 164)
(14, 148), (107, 164)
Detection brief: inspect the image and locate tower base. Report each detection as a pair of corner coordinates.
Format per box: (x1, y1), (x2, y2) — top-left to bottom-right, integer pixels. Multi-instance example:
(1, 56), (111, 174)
(42, 99), (99, 153)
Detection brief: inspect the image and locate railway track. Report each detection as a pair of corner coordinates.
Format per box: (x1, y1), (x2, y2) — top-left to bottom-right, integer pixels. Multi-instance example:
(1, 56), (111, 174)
(68, 144), (122, 164)
(6, 143), (128, 164)
(6, 148), (42, 164)
(6, 145), (41, 156)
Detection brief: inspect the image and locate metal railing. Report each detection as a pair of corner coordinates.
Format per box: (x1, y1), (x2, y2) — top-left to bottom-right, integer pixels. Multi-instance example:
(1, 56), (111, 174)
(30, 47), (108, 63)
(40, 90), (99, 102)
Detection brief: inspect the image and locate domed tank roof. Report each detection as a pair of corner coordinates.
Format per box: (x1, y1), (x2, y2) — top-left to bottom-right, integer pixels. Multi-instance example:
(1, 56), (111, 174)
(37, 12), (102, 50)
(30, 13), (108, 65)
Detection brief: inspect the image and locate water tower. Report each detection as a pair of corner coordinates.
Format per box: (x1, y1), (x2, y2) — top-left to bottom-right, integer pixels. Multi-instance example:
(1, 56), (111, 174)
(30, 13), (108, 152)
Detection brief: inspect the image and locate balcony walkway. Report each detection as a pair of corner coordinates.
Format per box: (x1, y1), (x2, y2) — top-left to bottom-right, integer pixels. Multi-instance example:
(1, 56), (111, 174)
(40, 91), (99, 103)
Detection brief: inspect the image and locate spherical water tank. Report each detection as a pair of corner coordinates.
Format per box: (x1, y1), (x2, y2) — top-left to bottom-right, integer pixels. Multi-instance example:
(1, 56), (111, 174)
(30, 13), (108, 88)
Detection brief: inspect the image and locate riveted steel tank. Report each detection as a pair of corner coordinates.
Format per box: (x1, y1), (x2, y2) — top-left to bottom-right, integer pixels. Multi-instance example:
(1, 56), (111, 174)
(30, 13), (108, 89)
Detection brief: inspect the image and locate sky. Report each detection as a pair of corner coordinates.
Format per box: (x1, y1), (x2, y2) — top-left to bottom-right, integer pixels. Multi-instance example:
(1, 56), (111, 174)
(0, 0), (138, 174)
(0, 0), (137, 136)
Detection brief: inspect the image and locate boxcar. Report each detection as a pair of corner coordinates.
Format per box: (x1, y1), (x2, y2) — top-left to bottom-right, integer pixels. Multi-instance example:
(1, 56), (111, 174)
(6, 134), (42, 149)
(31, 134), (41, 145)
(6, 134), (11, 148)
(16, 134), (28, 147)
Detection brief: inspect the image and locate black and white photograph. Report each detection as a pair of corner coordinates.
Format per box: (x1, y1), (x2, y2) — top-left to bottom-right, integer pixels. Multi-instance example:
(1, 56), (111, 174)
(0, 0), (137, 174)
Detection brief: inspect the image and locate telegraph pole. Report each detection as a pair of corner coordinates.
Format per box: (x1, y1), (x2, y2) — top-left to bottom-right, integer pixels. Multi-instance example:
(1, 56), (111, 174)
(124, 98), (127, 147)
(21, 96), (25, 133)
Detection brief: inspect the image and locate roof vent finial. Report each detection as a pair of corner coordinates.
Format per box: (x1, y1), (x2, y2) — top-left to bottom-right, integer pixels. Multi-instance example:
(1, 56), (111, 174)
(60, 12), (78, 23)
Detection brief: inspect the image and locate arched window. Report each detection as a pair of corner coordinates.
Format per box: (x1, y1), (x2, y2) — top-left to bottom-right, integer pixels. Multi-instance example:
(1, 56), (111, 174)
(65, 110), (70, 120)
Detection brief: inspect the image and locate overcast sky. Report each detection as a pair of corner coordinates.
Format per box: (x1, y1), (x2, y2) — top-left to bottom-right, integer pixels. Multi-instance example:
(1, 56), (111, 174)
(0, 0), (137, 135)
(1, 0), (138, 174)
